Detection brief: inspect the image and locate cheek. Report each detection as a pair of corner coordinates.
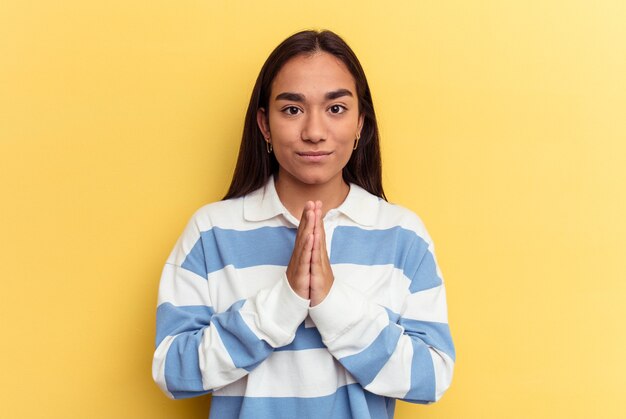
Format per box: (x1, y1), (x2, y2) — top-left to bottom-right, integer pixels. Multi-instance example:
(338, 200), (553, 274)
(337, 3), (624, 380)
(268, 113), (297, 136)
(334, 121), (359, 143)
(271, 150), (291, 174)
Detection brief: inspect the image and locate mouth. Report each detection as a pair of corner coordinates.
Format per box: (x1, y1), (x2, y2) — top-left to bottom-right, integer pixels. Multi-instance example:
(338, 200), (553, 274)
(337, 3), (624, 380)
(297, 151), (332, 156)
(296, 151), (332, 162)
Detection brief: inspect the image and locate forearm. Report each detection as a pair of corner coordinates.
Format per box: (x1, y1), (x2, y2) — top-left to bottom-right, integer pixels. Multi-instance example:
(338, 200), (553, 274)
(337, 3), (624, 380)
(309, 279), (455, 402)
(153, 268), (309, 399)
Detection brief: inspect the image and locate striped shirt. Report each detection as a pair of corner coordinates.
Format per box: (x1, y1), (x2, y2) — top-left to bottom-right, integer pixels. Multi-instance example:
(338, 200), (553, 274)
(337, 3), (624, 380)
(152, 177), (455, 418)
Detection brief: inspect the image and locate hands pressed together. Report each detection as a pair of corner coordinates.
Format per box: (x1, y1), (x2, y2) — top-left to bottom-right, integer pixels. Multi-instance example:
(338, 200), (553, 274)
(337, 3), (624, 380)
(285, 201), (334, 307)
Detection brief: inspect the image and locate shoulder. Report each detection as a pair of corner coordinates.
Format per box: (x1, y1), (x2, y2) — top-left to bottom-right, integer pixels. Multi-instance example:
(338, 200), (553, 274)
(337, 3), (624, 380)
(187, 197), (246, 232)
(343, 184), (435, 247)
(360, 194), (434, 246)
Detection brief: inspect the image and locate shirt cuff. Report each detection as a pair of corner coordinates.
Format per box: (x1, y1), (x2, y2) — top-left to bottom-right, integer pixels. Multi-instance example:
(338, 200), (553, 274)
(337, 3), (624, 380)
(308, 279), (366, 344)
(244, 273), (311, 347)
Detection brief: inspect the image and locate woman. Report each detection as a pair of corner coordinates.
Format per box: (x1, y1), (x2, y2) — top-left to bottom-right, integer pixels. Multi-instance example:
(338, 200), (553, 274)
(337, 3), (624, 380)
(153, 30), (455, 418)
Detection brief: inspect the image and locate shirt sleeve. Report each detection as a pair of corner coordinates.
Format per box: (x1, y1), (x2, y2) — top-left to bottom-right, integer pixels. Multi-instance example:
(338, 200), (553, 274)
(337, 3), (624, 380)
(152, 216), (310, 399)
(308, 232), (455, 403)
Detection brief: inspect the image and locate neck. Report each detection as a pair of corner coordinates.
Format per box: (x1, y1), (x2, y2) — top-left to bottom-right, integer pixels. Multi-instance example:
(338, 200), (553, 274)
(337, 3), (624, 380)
(274, 172), (350, 220)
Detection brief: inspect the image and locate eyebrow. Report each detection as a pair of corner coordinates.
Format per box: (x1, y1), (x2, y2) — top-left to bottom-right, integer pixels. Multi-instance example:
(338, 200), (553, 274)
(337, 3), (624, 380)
(325, 88), (353, 100)
(274, 89), (354, 102)
(275, 92), (305, 102)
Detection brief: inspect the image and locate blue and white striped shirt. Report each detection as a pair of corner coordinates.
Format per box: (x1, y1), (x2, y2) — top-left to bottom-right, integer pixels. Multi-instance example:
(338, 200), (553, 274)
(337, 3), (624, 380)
(153, 177), (455, 418)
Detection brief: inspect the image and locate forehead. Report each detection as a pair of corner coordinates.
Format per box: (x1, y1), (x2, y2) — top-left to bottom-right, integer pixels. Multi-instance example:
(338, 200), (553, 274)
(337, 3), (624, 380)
(271, 52), (356, 98)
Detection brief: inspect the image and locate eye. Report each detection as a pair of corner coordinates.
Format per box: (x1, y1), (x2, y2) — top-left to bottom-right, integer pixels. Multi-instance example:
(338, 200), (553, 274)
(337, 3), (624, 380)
(282, 106), (302, 116)
(329, 104), (347, 114)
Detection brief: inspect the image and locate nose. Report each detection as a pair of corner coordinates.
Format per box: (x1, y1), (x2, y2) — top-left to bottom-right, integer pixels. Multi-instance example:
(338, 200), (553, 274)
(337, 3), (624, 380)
(301, 109), (326, 143)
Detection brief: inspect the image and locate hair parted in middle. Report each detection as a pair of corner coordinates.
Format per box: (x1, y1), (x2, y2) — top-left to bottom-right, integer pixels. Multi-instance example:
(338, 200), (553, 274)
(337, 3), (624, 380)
(223, 29), (385, 201)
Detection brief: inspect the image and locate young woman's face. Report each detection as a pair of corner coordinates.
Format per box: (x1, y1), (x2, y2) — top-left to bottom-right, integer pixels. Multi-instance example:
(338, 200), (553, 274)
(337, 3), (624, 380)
(258, 52), (364, 189)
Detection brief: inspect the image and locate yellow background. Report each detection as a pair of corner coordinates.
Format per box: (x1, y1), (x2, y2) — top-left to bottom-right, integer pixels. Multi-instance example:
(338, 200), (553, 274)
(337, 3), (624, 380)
(1, 1), (625, 418)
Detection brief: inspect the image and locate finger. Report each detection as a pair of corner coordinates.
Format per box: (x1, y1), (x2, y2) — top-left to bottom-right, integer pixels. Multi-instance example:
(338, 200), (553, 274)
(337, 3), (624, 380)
(299, 233), (314, 296)
(310, 230), (333, 307)
(310, 231), (319, 275)
(311, 229), (324, 272)
(302, 202), (316, 233)
(287, 231), (313, 300)
(295, 234), (312, 277)
(314, 219), (332, 277)
(301, 207), (316, 251)
(318, 215), (327, 254)
(303, 232), (314, 266)
(303, 200), (315, 219)
(311, 201), (320, 235)
(315, 205), (326, 251)
(311, 203), (323, 265)
(314, 200), (323, 227)
(295, 202), (314, 251)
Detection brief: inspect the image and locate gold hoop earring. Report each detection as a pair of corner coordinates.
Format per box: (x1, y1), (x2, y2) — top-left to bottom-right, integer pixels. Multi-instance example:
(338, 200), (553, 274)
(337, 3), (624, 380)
(266, 138), (273, 154)
(353, 132), (361, 150)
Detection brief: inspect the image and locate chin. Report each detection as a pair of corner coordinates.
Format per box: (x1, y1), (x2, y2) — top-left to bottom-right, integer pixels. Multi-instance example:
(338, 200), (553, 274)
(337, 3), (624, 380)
(292, 171), (341, 187)
(278, 164), (345, 188)
(296, 175), (329, 185)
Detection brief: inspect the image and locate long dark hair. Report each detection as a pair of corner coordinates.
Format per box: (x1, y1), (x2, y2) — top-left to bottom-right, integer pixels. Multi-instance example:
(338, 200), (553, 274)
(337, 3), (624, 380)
(223, 29), (386, 200)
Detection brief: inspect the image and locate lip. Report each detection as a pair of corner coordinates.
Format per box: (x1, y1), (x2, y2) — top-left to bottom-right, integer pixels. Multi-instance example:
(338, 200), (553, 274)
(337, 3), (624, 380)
(296, 151), (332, 162)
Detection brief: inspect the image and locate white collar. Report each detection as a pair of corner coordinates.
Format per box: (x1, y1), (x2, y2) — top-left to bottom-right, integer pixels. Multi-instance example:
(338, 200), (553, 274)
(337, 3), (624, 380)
(243, 176), (380, 226)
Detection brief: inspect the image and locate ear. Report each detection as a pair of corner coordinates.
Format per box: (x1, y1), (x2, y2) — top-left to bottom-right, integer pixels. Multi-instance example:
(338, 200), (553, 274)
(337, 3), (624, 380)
(357, 113), (365, 137)
(257, 108), (271, 140)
